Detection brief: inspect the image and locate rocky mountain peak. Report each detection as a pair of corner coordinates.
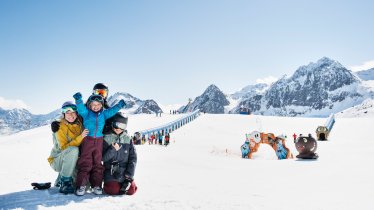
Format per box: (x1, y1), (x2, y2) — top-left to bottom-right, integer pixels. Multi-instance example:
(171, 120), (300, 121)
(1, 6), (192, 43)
(180, 84), (229, 114)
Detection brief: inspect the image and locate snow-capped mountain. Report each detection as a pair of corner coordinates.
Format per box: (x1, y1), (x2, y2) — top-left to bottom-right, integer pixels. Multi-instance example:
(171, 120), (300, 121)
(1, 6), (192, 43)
(179, 84), (229, 114)
(229, 83), (270, 114)
(233, 57), (374, 116)
(0, 108), (60, 135)
(107, 92), (163, 114)
(356, 68), (374, 80)
(231, 83), (269, 100)
(183, 57), (374, 117)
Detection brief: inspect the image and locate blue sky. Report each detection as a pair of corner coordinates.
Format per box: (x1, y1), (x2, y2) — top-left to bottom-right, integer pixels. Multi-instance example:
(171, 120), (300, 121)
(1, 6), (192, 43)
(1, 0), (374, 114)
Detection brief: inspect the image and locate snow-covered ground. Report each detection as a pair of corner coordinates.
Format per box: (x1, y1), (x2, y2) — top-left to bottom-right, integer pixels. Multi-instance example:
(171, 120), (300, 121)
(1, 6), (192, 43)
(0, 114), (373, 210)
(336, 99), (374, 118)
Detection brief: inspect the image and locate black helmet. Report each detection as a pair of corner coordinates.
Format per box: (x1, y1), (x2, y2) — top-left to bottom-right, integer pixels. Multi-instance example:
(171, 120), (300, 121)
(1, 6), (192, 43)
(87, 94), (104, 105)
(111, 112), (128, 130)
(93, 83), (109, 99)
(93, 83), (108, 90)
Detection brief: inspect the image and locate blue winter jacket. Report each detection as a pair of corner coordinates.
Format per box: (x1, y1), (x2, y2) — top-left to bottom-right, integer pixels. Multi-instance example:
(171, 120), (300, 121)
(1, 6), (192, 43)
(75, 98), (123, 138)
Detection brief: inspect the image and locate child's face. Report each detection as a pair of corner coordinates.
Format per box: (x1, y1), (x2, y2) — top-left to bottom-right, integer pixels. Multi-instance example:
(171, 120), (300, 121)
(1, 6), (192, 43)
(113, 127), (124, 135)
(90, 101), (103, 112)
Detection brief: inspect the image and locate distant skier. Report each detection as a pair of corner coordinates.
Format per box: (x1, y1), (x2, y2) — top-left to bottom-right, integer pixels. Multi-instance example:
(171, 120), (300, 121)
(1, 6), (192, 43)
(158, 131), (163, 145)
(293, 133), (297, 142)
(133, 132), (141, 145)
(151, 133), (156, 144)
(165, 133), (170, 146)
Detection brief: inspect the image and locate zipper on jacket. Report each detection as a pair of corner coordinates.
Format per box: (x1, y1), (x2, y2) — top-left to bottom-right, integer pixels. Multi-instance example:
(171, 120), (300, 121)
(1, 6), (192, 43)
(94, 112), (98, 139)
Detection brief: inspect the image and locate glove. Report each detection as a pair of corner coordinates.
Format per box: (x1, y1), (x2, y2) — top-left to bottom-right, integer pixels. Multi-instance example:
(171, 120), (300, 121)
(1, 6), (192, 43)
(51, 121), (60, 133)
(124, 175), (133, 183)
(118, 99), (126, 108)
(119, 181), (131, 194)
(73, 92), (82, 100)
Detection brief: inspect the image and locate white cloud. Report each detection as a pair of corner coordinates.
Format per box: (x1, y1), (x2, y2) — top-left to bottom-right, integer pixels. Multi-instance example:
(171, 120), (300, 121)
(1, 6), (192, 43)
(350, 60), (374, 72)
(0, 97), (29, 110)
(256, 76), (278, 85)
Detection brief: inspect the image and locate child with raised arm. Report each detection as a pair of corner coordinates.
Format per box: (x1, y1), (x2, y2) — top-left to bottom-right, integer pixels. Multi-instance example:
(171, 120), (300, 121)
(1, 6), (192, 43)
(73, 92), (125, 196)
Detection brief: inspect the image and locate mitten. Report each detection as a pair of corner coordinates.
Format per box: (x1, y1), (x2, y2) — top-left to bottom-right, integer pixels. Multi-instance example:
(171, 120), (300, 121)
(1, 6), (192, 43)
(118, 99), (126, 108)
(51, 121), (60, 133)
(73, 92), (82, 100)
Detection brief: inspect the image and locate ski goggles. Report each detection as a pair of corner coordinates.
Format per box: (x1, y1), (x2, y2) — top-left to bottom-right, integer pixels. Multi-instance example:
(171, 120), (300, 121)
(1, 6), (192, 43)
(93, 89), (108, 98)
(88, 94), (104, 103)
(112, 122), (127, 130)
(61, 105), (77, 113)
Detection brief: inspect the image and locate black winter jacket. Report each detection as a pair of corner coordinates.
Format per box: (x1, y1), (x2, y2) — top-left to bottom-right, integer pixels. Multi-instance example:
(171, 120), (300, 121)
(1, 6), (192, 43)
(102, 131), (137, 183)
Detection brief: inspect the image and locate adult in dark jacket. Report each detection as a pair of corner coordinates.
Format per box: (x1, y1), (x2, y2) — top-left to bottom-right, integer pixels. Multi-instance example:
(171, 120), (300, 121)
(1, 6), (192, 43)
(102, 113), (137, 195)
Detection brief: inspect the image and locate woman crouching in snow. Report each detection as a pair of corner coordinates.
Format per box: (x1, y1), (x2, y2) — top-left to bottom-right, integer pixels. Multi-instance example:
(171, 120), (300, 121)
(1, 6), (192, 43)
(48, 101), (88, 194)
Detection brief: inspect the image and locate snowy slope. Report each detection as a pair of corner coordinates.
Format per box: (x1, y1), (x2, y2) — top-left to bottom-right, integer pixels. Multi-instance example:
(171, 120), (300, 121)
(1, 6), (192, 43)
(0, 114), (374, 210)
(356, 68), (374, 80)
(336, 99), (374, 118)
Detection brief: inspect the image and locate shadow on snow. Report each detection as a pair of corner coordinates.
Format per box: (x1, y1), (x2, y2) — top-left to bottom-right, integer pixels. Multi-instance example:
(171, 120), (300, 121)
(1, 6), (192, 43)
(0, 187), (109, 210)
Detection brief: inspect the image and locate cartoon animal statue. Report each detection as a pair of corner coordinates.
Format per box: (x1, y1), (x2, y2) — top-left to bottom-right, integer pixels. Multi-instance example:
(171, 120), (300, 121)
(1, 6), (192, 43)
(240, 131), (263, 159)
(272, 135), (293, 160)
(240, 139), (250, 158)
(295, 136), (318, 159)
(242, 131), (293, 159)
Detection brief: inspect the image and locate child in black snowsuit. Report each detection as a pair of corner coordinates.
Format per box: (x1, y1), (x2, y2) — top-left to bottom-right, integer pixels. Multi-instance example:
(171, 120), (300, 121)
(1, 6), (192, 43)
(102, 113), (137, 195)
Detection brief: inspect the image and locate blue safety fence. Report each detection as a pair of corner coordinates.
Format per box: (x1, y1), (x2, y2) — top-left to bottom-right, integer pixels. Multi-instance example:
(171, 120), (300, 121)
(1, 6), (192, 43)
(136, 109), (201, 138)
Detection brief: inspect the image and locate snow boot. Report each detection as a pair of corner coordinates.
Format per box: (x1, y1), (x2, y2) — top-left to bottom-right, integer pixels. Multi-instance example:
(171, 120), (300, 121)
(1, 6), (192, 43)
(59, 176), (75, 194)
(92, 186), (103, 195)
(75, 186), (86, 196)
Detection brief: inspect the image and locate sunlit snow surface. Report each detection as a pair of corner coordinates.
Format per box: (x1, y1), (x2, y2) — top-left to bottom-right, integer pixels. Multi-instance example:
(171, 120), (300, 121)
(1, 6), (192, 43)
(0, 114), (373, 210)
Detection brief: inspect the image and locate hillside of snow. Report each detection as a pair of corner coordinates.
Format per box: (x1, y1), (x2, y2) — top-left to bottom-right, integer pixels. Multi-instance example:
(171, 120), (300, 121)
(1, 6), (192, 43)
(336, 99), (374, 118)
(356, 68), (374, 81)
(0, 114), (373, 210)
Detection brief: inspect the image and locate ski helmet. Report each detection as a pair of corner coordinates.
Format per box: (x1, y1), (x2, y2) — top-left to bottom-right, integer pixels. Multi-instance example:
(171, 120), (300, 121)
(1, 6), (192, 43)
(111, 112), (128, 130)
(87, 94), (104, 107)
(61, 101), (77, 113)
(93, 83), (109, 99)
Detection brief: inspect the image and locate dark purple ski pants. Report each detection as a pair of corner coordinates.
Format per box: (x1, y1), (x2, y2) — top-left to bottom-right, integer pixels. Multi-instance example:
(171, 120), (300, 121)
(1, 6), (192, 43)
(76, 136), (104, 187)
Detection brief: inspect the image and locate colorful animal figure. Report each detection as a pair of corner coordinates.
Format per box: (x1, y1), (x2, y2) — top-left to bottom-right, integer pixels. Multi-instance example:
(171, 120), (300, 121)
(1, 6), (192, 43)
(240, 139), (250, 158)
(273, 136), (293, 159)
(295, 136), (318, 159)
(241, 131), (293, 160)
